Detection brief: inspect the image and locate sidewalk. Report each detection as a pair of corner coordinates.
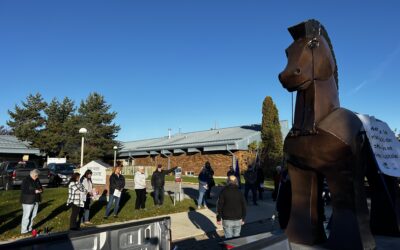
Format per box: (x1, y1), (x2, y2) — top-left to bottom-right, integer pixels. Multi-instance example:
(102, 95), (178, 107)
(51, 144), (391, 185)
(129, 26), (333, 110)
(117, 182), (277, 242)
(170, 192), (276, 241)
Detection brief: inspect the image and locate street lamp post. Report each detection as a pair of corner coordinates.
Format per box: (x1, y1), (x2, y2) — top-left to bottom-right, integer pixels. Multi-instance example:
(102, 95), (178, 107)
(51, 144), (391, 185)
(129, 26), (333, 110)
(113, 146), (118, 167)
(79, 128), (87, 167)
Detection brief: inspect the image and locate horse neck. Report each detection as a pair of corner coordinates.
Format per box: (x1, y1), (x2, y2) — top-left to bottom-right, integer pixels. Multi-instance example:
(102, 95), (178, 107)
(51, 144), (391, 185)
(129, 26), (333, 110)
(314, 76), (340, 123)
(293, 76), (340, 134)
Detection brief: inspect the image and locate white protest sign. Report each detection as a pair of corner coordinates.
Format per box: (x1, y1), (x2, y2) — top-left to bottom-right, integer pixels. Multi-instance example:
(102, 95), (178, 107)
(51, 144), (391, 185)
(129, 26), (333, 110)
(357, 114), (400, 177)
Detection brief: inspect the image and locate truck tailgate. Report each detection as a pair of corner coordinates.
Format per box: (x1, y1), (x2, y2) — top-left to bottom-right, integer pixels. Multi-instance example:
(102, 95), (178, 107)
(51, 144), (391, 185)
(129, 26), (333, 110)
(0, 216), (171, 250)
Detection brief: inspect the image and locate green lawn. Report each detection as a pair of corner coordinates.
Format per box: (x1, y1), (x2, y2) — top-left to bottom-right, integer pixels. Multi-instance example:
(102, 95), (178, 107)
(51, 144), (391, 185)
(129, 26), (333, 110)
(129, 173), (274, 190)
(161, 175), (274, 190)
(0, 188), (196, 241)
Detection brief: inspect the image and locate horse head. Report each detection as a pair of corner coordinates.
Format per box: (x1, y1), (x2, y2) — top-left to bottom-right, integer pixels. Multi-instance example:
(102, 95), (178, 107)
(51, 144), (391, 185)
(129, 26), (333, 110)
(278, 20), (340, 134)
(279, 19), (337, 92)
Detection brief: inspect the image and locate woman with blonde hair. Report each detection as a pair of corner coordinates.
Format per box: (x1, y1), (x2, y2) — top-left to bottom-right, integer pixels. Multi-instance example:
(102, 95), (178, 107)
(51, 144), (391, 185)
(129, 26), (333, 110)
(104, 166), (125, 218)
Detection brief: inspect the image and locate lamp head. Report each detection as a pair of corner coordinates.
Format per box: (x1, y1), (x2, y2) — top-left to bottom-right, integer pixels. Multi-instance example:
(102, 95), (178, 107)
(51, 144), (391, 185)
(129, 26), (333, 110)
(79, 128), (87, 134)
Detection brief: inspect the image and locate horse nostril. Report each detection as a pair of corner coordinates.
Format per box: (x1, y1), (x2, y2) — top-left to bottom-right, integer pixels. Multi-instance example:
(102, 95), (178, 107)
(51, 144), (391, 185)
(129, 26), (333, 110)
(294, 68), (301, 76)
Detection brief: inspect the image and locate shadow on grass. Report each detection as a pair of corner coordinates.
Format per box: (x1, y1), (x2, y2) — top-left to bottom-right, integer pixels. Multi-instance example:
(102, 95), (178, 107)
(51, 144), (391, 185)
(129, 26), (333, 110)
(35, 200), (68, 229)
(0, 209), (21, 224)
(90, 198), (107, 219)
(118, 191), (131, 213)
(90, 190), (132, 218)
(0, 200), (53, 235)
(166, 191), (174, 204)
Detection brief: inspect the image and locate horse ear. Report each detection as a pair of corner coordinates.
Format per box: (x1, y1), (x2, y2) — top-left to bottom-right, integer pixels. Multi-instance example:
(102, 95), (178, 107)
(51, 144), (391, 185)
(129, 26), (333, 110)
(288, 19), (321, 40)
(288, 22), (306, 40)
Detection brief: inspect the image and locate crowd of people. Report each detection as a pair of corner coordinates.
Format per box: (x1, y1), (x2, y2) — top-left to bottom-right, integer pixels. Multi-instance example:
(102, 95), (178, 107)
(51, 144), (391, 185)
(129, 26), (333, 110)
(19, 163), (181, 233)
(20, 160), (285, 240)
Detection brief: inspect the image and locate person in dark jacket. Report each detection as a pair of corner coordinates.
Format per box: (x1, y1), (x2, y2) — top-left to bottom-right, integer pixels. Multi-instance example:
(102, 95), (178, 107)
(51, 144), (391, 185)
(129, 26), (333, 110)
(276, 167), (291, 229)
(244, 165), (258, 205)
(20, 169), (43, 234)
(151, 164), (177, 206)
(272, 165), (282, 201)
(104, 166), (125, 218)
(256, 165), (265, 200)
(217, 175), (246, 239)
(204, 161), (215, 199)
(197, 167), (210, 209)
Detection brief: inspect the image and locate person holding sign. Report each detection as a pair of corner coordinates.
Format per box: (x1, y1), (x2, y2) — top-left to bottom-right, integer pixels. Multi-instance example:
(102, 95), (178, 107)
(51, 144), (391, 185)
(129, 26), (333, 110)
(151, 164), (177, 206)
(104, 166), (125, 218)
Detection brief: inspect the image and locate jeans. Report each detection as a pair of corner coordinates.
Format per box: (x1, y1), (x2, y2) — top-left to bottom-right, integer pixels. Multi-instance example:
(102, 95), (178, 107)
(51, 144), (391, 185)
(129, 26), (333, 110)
(222, 219), (242, 238)
(81, 209), (90, 223)
(153, 187), (164, 205)
(105, 195), (121, 217)
(81, 198), (91, 222)
(21, 202), (39, 233)
(197, 189), (206, 207)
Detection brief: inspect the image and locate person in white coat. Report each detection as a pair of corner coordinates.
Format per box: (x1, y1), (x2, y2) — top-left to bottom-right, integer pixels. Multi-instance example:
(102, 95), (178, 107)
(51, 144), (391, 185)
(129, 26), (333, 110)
(134, 166), (147, 209)
(80, 170), (93, 225)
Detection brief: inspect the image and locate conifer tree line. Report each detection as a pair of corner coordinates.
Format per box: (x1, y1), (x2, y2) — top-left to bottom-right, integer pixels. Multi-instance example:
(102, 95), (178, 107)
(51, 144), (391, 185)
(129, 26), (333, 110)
(5, 92), (120, 165)
(260, 96), (283, 177)
(0, 125), (12, 135)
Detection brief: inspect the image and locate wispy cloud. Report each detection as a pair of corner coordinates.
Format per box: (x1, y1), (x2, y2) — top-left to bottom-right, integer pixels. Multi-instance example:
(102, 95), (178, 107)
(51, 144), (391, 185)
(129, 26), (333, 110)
(349, 44), (400, 95)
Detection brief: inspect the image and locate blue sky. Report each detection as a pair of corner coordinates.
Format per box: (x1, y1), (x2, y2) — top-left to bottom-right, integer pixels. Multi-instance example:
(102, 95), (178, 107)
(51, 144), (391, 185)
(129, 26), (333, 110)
(1, 1), (399, 141)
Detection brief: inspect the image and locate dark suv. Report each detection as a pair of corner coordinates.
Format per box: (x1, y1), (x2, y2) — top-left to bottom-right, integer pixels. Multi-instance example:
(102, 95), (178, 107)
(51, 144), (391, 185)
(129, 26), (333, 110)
(48, 163), (76, 186)
(0, 161), (49, 190)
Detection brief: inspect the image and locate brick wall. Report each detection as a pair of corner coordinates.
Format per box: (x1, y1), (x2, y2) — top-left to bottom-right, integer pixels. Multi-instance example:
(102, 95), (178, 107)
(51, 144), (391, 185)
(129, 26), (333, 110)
(131, 150), (256, 177)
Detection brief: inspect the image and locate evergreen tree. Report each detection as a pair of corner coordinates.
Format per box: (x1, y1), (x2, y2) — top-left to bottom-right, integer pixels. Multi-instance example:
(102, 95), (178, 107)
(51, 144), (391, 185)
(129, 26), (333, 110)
(7, 93), (47, 147)
(41, 97), (76, 156)
(260, 96), (283, 177)
(75, 92), (120, 164)
(0, 125), (12, 135)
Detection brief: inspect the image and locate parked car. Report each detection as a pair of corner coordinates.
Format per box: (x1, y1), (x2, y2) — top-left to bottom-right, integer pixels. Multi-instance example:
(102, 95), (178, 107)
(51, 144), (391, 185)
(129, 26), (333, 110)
(0, 161), (49, 191)
(48, 163), (76, 186)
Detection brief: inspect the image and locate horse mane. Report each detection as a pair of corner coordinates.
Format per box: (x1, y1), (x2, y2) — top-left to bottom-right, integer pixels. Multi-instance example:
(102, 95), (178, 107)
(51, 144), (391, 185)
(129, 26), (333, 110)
(319, 23), (339, 89)
(288, 19), (339, 89)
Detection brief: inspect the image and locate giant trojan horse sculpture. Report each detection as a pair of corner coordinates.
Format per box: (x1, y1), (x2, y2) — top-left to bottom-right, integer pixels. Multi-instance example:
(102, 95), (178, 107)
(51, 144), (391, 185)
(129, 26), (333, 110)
(278, 19), (400, 250)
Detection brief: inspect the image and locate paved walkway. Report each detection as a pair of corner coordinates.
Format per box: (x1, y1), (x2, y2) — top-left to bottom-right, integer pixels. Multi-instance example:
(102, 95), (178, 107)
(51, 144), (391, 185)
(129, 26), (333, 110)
(170, 192), (276, 241)
(126, 180), (277, 241)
